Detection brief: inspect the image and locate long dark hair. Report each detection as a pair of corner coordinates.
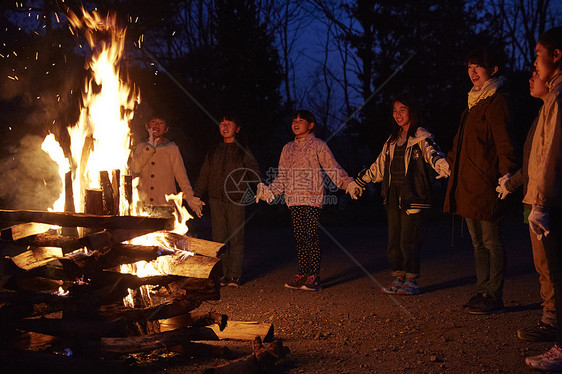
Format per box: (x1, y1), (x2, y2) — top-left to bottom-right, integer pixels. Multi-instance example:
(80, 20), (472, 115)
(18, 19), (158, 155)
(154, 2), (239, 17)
(388, 93), (420, 144)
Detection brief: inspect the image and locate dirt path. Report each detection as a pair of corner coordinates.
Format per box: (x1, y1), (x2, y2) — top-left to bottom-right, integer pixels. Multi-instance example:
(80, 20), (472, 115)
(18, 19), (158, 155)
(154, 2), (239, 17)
(142, 215), (549, 373)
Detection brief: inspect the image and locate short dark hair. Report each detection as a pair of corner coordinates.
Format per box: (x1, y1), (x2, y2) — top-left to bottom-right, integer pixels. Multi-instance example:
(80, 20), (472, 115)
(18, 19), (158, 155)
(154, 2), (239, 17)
(539, 27), (562, 68)
(218, 113), (241, 127)
(292, 109), (317, 125)
(467, 45), (502, 75)
(148, 115), (168, 127)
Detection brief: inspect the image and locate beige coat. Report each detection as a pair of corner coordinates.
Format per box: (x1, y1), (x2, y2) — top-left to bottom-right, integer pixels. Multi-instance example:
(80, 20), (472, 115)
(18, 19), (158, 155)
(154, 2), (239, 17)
(130, 138), (194, 206)
(524, 73), (562, 209)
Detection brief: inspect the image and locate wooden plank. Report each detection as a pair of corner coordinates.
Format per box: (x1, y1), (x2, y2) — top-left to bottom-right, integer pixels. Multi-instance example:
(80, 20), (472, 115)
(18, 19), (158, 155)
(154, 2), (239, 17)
(88, 327), (212, 354)
(197, 321), (274, 342)
(1, 223), (52, 241)
(98, 299), (202, 322)
(0, 209), (174, 231)
(161, 232), (225, 257)
(167, 253), (221, 279)
(11, 247), (63, 270)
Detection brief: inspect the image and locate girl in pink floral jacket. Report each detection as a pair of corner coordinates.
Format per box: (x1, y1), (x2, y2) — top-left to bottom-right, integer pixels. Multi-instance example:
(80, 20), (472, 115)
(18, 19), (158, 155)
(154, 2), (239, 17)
(257, 110), (356, 291)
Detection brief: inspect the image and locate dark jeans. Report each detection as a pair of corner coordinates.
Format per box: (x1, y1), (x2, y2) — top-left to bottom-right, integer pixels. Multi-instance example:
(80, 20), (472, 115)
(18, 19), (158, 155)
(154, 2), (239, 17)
(209, 198), (245, 279)
(465, 218), (505, 299)
(541, 211), (562, 345)
(386, 184), (422, 279)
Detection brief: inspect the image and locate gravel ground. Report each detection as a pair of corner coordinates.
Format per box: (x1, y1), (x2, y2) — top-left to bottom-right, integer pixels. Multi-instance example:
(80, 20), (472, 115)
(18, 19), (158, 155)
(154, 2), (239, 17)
(137, 211), (553, 374)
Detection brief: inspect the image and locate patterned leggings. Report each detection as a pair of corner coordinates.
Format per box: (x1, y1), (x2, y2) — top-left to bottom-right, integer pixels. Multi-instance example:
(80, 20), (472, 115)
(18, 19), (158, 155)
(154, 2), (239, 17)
(289, 205), (321, 276)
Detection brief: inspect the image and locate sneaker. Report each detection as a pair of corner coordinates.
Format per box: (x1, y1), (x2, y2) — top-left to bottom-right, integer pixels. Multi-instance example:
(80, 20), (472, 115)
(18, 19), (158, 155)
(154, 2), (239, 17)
(381, 277), (405, 294)
(517, 321), (557, 342)
(227, 277), (241, 287)
(397, 279), (420, 295)
(462, 293), (484, 308)
(525, 345), (562, 371)
(219, 276), (228, 287)
(301, 275), (321, 291)
(466, 295), (505, 315)
(284, 274), (306, 290)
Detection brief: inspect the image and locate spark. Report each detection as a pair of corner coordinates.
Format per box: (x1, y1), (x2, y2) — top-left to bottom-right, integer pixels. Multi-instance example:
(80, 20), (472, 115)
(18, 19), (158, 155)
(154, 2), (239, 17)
(12, 51), (17, 56)
(55, 12), (60, 23)
(35, 52), (38, 60)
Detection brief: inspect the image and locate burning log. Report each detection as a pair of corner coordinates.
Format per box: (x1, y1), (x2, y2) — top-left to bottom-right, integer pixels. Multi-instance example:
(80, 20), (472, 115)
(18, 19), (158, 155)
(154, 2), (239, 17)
(123, 175), (133, 215)
(112, 169), (120, 215)
(98, 299), (203, 322)
(63, 171), (78, 237)
(161, 232), (225, 257)
(204, 337), (289, 374)
(10, 246), (63, 271)
(0, 209), (174, 231)
(84, 189), (104, 217)
(15, 233), (82, 253)
(0, 223), (52, 241)
(99, 171), (115, 215)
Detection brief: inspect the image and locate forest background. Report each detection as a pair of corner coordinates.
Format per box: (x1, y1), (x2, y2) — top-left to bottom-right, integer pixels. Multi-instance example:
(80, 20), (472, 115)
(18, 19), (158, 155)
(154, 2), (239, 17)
(0, 0), (560, 216)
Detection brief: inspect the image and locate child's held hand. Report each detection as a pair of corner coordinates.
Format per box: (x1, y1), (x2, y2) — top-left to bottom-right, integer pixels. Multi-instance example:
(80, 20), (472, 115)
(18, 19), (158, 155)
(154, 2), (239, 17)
(345, 180), (363, 200)
(256, 183), (275, 204)
(187, 196), (205, 218)
(435, 158), (451, 179)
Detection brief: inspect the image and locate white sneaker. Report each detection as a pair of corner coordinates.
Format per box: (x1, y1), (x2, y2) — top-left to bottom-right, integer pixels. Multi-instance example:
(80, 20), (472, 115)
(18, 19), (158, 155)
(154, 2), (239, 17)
(525, 345), (562, 371)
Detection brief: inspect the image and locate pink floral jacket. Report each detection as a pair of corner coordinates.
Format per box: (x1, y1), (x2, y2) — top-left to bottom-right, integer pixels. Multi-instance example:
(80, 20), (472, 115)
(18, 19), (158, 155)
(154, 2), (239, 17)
(268, 133), (353, 208)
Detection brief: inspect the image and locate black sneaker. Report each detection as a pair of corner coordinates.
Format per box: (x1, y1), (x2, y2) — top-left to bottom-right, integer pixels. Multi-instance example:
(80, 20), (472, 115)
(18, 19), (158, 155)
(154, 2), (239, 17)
(301, 275), (321, 291)
(518, 321), (557, 342)
(467, 295), (505, 315)
(463, 293), (484, 308)
(227, 277), (241, 287)
(285, 274), (307, 289)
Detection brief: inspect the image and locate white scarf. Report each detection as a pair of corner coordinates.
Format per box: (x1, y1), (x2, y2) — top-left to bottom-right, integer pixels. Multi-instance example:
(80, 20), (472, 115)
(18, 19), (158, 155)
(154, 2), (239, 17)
(467, 76), (506, 109)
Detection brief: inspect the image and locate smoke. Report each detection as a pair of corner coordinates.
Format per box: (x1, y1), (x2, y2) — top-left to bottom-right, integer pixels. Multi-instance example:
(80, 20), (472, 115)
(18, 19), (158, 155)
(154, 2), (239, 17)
(0, 134), (61, 210)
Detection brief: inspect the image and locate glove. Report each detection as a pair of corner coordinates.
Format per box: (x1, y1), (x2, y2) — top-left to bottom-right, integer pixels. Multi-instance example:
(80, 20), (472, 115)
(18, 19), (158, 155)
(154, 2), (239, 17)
(345, 180), (363, 200)
(147, 128), (156, 147)
(186, 196), (205, 218)
(255, 183), (275, 204)
(528, 205), (550, 240)
(434, 158), (451, 179)
(495, 173), (512, 200)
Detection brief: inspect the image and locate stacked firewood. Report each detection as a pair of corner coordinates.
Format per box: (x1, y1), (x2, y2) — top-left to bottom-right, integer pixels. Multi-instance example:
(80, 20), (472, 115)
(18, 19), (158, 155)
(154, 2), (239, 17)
(0, 167), (287, 372)
(0, 209), (232, 368)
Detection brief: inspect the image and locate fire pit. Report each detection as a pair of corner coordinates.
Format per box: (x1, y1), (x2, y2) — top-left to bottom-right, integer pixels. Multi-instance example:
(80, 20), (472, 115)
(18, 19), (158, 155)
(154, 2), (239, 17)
(0, 8), (286, 373)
